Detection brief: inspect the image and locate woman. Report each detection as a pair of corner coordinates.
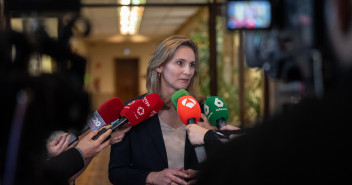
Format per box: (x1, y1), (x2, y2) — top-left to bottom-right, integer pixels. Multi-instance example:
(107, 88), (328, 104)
(109, 35), (200, 185)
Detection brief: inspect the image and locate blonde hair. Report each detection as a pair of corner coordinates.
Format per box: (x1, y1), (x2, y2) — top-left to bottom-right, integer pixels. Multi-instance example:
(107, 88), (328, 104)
(146, 35), (199, 96)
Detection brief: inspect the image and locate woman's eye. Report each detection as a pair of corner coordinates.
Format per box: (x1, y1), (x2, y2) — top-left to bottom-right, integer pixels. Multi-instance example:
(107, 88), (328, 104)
(190, 62), (195, 67)
(177, 60), (183, 66)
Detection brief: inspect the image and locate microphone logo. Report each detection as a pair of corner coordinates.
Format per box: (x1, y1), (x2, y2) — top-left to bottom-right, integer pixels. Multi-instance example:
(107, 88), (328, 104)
(214, 98), (224, 107)
(182, 98), (197, 108)
(142, 97), (150, 107)
(204, 104), (209, 115)
(137, 107), (145, 116)
(92, 115), (102, 127)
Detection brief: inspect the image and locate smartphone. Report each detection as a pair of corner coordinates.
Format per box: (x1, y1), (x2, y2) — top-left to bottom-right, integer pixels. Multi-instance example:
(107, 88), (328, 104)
(226, 0), (272, 30)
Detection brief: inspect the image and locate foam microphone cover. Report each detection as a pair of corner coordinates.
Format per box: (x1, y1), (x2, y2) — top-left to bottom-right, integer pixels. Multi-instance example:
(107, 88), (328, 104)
(98, 97), (124, 123)
(142, 93), (164, 118)
(177, 96), (201, 125)
(120, 99), (149, 126)
(171, 89), (190, 110)
(87, 97), (124, 131)
(204, 96), (229, 126)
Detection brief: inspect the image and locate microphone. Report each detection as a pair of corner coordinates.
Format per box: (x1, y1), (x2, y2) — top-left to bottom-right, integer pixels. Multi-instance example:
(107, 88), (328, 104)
(64, 97), (124, 146)
(204, 96), (229, 129)
(77, 97), (125, 135)
(176, 95), (206, 163)
(171, 89), (190, 110)
(92, 99), (149, 141)
(176, 96), (201, 125)
(142, 93), (164, 118)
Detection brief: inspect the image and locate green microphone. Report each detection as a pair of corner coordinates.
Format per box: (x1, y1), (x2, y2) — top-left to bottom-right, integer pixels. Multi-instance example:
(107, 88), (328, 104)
(204, 96), (229, 129)
(171, 89), (190, 110)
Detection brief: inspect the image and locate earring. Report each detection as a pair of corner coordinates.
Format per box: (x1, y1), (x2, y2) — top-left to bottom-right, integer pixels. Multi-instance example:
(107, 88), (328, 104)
(158, 72), (161, 79)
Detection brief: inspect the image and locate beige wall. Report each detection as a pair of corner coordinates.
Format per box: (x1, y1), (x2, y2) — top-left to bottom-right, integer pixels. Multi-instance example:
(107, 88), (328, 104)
(75, 41), (157, 109)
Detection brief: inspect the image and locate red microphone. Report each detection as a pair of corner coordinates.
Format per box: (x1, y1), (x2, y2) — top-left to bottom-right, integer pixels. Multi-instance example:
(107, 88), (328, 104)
(176, 96), (201, 125)
(97, 97), (125, 124)
(92, 99), (149, 140)
(142, 93), (164, 118)
(83, 97), (124, 133)
(66, 97), (124, 145)
(176, 95), (206, 163)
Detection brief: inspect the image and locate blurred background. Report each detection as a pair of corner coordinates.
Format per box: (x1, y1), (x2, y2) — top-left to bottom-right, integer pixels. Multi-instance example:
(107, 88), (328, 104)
(1, 0), (329, 184)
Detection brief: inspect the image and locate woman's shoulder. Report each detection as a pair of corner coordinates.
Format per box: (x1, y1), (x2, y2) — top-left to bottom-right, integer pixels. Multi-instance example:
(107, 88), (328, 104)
(124, 94), (147, 105)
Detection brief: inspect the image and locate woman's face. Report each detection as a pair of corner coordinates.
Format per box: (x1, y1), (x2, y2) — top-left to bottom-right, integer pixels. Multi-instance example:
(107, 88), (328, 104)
(157, 46), (196, 93)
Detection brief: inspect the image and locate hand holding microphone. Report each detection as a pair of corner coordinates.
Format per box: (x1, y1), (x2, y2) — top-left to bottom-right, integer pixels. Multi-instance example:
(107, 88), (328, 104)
(185, 124), (209, 146)
(76, 128), (112, 159)
(175, 94), (207, 163)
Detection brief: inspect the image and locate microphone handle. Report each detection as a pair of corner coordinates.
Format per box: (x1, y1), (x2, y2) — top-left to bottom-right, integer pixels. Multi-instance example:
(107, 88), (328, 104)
(187, 118), (207, 163)
(216, 118), (226, 130)
(92, 117), (128, 142)
(92, 128), (111, 141)
(188, 118), (196, 124)
(110, 117), (128, 131)
(77, 124), (90, 135)
(194, 145), (207, 163)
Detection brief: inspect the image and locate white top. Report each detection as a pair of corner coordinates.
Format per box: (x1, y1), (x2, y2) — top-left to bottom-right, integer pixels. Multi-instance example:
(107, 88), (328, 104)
(159, 116), (186, 169)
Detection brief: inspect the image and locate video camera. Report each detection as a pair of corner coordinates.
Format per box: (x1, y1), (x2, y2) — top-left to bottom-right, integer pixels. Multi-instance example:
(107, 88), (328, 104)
(226, 0), (329, 99)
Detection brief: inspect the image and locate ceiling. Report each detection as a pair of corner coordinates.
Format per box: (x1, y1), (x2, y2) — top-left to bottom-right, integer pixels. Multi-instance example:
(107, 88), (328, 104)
(80, 0), (209, 43)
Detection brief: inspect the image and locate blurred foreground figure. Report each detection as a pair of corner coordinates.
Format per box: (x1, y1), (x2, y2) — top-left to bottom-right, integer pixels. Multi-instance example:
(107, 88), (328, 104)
(197, 0), (352, 184)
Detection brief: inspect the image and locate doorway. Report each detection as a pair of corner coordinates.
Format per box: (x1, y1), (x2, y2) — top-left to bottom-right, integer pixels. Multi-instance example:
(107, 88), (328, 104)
(114, 58), (139, 103)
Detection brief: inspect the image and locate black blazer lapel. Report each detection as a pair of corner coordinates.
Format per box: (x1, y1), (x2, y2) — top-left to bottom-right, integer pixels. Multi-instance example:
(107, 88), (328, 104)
(184, 132), (200, 170)
(147, 115), (168, 167)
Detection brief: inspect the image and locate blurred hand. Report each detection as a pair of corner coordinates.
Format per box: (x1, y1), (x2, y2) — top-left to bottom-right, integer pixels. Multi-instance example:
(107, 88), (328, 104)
(146, 168), (188, 185)
(110, 124), (132, 144)
(197, 113), (217, 130)
(186, 124), (208, 145)
(76, 128), (112, 159)
(182, 168), (198, 185)
(220, 125), (240, 131)
(46, 134), (70, 158)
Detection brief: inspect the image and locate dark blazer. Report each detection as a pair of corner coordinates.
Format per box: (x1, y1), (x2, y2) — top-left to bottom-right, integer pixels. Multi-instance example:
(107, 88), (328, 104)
(108, 95), (199, 185)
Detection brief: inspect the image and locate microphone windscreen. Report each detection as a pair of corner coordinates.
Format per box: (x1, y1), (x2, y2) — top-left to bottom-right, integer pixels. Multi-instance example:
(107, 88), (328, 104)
(120, 99), (149, 126)
(97, 97), (124, 123)
(142, 93), (164, 118)
(171, 89), (190, 110)
(204, 96), (229, 126)
(177, 96), (201, 125)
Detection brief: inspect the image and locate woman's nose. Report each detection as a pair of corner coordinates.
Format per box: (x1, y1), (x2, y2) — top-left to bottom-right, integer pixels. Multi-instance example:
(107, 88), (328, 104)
(183, 65), (192, 75)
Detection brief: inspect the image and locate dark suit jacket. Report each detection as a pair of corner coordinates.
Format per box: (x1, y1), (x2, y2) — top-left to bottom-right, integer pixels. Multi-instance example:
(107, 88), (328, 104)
(108, 95), (199, 185)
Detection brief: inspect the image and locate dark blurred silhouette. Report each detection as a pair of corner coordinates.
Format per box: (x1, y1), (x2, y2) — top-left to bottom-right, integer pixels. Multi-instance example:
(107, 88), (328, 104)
(0, 1), (91, 184)
(197, 0), (352, 184)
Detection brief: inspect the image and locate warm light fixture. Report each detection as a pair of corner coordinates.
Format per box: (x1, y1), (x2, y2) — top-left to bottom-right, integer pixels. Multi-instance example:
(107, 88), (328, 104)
(118, 0), (145, 35)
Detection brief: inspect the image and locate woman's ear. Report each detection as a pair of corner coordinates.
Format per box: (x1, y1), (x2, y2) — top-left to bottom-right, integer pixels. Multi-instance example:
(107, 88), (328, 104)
(156, 66), (163, 74)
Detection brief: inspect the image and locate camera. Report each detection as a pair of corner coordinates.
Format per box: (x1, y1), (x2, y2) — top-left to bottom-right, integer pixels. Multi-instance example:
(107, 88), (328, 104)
(226, 0), (328, 100)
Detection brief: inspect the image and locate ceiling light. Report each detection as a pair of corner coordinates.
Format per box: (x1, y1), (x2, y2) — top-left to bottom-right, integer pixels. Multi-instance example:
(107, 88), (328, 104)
(118, 0), (145, 35)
